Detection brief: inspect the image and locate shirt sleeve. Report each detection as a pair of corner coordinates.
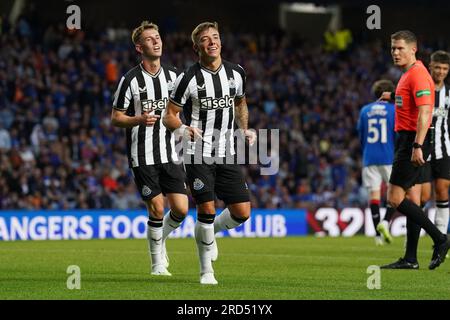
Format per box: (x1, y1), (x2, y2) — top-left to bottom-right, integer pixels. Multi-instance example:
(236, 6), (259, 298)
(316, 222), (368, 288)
(112, 76), (132, 111)
(235, 64), (246, 99)
(410, 70), (433, 107)
(357, 111), (365, 147)
(170, 72), (191, 107)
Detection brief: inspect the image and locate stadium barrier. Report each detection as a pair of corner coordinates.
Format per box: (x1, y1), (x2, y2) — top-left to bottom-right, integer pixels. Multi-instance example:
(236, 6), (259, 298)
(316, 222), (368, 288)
(308, 207), (439, 237)
(0, 209), (307, 241)
(0, 207), (442, 241)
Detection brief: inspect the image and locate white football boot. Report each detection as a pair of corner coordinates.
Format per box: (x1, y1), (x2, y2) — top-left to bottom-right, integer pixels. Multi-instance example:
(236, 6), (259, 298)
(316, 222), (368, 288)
(151, 264), (172, 276)
(200, 272), (218, 285)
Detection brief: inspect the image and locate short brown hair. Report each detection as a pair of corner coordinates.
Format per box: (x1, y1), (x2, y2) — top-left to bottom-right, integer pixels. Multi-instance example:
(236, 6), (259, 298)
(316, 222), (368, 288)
(431, 50), (450, 65)
(391, 30), (417, 44)
(372, 79), (395, 98)
(132, 21), (159, 45)
(191, 21), (219, 45)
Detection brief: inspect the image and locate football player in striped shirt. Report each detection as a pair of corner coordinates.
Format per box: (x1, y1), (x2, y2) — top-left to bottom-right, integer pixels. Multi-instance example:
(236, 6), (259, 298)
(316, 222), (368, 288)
(164, 22), (256, 285)
(420, 51), (450, 235)
(111, 21), (188, 276)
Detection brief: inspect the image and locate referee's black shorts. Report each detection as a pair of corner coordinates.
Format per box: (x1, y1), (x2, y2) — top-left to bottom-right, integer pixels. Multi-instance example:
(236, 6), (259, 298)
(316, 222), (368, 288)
(185, 160), (250, 205)
(389, 130), (433, 190)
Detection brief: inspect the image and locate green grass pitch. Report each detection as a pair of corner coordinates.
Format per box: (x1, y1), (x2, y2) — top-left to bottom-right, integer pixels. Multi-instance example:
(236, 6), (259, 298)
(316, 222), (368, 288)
(1, 236), (450, 300)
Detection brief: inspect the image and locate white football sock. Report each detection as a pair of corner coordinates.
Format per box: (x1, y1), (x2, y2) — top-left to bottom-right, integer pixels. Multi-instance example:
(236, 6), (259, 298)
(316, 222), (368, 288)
(163, 210), (184, 240)
(147, 224), (163, 267)
(214, 208), (246, 233)
(195, 221), (215, 275)
(435, 201), (449, 234)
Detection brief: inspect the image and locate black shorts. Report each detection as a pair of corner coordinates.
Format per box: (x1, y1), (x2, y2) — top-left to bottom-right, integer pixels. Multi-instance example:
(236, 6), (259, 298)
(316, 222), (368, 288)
(389, 131), (432, 190)
(131, 163), (187, 201)
(185, 161), (250, 205)
(418, 162), (432, 184)
(421, 157), (450, 181)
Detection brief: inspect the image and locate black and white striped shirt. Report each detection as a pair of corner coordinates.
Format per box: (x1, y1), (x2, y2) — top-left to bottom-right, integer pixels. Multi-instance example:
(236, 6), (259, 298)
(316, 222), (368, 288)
(170, 61), (246, 158)
(431, 84), (450, 159)
(113, 63), (179, 167)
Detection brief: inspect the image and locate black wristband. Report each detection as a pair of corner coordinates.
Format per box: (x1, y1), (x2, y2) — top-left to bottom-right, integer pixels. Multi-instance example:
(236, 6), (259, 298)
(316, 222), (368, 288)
(412, 142), (422, 149)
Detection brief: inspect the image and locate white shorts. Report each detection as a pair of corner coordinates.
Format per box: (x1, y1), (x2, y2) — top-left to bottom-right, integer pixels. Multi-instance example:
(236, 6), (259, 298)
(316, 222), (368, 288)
(362, 165), (392, 192)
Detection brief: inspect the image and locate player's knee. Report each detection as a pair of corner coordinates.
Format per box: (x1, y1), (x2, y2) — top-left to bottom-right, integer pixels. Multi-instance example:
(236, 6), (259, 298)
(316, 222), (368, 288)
(435, 181), (450, 200)
(387, 196), (403, 209)
(197, 202), (216, 215)
(146, 203), (165, 220)
(387, 185), (406, 209)
(419, 190), (430, 205)
(151, 210), (165, 220)
(436, 189), (449, 201)
(233, 212), (250, 224)
(421, 195), (431, 205)
(369, 189), (381, 200)
(198, 209), (216, 216)
(171, 203), (188, 218)
(167, 194), (189, 217)
(236, 208), (251, 220)
(229, 202), (251, 220)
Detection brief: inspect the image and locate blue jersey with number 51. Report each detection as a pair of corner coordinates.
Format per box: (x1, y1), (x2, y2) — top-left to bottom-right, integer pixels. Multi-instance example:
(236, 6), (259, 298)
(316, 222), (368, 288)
(357, 101), (396, 167)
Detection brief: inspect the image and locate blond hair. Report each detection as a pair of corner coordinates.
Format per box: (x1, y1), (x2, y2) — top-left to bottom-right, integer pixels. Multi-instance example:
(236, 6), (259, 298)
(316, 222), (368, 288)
(132, 21), (159, 45)
(191, 21), (219, 45)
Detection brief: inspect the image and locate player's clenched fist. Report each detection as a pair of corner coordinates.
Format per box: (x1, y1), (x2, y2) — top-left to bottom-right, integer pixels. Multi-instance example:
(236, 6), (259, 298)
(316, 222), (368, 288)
(141, 112), (160, 126)
(177, 124), (203, 140)
(244, 129), (257, 146)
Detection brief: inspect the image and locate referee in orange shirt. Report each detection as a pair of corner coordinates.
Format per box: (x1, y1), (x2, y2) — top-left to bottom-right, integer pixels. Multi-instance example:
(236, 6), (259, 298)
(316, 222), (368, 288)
(379, 30), (450, 270)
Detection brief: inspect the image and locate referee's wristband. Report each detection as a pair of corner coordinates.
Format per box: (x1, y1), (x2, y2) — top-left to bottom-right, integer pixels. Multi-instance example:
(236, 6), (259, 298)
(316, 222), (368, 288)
(390, 92), (395, 101)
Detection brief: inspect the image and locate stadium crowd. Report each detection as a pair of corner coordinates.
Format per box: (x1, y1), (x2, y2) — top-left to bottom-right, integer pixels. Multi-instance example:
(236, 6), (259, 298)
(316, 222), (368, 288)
(1, 15), (437, 211)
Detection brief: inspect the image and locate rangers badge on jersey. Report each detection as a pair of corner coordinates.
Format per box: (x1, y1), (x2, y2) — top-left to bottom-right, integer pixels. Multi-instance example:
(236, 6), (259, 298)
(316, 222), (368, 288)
(193, 178), (205, 191)
(228, 77), (236, 89)
(142, 185), (152, 197)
